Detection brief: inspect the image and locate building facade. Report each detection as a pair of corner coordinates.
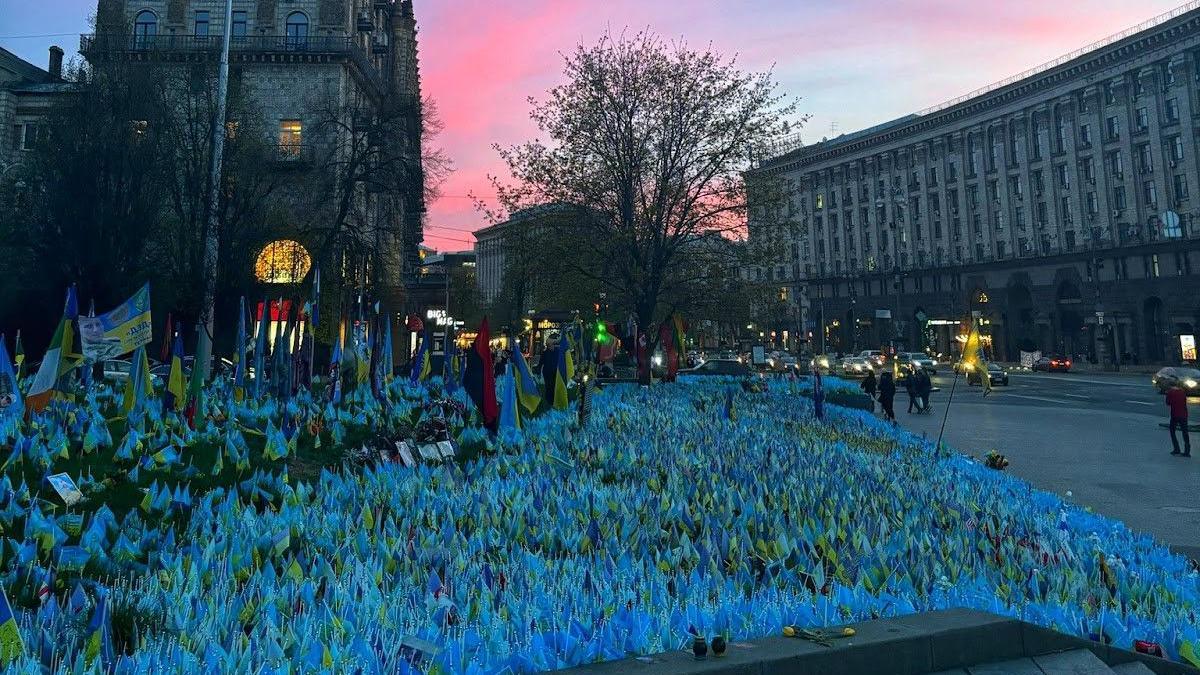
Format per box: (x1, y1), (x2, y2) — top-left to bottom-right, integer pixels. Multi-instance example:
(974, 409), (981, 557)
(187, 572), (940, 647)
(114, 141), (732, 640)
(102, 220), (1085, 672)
(1, 46), (71, 173)
(751, 5), (1200, 365)
(82, 0), (426, 322)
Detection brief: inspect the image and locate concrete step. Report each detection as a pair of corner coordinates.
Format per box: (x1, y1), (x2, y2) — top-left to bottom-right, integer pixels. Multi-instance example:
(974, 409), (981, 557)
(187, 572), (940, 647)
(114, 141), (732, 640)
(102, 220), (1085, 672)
(1032, 649), (1113, 674)
(1111, 663), (1159, 675)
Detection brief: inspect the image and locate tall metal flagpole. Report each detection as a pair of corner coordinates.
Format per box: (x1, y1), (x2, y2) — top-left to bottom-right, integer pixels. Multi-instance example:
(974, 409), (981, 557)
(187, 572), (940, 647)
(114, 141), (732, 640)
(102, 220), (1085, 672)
(195, 0), (235, 381)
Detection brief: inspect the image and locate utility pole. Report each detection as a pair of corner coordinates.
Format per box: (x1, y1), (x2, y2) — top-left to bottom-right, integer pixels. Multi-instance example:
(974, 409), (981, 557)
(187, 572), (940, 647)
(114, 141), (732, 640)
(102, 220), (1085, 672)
(196, 0), (235, 381)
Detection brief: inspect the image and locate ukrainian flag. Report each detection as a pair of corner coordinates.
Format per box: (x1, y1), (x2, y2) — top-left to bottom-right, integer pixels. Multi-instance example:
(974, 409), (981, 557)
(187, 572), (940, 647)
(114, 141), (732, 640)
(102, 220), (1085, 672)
(0, 585), (23, 664)
(552, 336), (570, 410)
(410, 329), (432, 383)
(511, 343), (542, 414)
(165, 331), (185, 412)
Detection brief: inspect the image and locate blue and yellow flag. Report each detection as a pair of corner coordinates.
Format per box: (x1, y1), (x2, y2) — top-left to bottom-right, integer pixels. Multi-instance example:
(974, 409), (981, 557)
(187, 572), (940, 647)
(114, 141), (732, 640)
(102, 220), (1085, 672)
(962, 320), (992, 396)
(410, 328), (432, 383)
(552, 336), (570, 410)
(0, 584), (24, 664)
(511, 342), (542, 414)
(165, 330), (185, 412)
(122, 344), (153, 414)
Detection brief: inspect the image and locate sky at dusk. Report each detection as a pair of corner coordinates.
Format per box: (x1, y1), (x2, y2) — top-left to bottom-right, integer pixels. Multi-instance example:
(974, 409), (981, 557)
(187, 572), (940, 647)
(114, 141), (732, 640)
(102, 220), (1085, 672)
(0, 0), (1186, 251)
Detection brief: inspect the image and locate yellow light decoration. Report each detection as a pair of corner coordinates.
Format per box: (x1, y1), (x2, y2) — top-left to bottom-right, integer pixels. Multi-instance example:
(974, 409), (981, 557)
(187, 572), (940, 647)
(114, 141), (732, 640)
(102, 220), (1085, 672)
(255, 239), (312, 284)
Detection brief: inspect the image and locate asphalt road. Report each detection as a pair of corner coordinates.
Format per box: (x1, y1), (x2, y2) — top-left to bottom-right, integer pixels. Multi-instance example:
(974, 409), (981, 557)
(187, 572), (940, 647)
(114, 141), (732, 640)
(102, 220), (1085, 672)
(884, 369), (1200, 559)
(929, 370), (1185, 415)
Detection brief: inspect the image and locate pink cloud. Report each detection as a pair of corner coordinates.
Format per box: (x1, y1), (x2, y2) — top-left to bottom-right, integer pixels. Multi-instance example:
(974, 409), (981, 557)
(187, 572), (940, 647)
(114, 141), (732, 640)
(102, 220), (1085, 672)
(412, 0), (1181, 250)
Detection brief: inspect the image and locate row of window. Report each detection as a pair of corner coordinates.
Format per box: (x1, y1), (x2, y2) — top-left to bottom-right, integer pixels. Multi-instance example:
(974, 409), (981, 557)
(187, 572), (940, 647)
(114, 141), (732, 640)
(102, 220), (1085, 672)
(11, 119), (305, 155)
(133, 9), (308, 39)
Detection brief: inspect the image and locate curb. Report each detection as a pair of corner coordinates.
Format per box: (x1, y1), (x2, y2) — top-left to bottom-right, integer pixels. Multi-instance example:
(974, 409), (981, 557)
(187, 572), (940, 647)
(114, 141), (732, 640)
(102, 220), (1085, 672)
(567, 609), (1198, 675)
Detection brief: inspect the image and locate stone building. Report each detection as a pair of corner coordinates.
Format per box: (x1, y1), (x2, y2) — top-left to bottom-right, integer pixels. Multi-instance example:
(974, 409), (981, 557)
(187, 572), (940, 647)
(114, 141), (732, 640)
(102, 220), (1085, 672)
(750, 5), (1200, 365)
(82, 0), (426, 330)
(1, 46), (72, 173)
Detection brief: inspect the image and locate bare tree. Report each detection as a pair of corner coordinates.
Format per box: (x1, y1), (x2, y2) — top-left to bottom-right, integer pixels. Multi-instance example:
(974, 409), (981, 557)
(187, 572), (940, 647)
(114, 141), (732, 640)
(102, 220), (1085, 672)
(420, 94), (454, 205)
(490, 30), (800, 343)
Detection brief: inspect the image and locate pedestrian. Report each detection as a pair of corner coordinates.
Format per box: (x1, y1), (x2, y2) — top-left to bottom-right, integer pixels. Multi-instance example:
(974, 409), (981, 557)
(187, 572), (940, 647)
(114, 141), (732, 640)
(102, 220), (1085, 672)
(1166, 382), (1191, 457)
(904, 368), (918, 413)
(916, 369), (932, 413)
(860, 370), (877, 412)
(878, 371), (897, 423)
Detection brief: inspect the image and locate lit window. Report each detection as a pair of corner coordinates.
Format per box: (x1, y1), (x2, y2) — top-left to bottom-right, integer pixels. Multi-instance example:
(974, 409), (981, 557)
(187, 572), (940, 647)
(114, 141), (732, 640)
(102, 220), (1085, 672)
(255, 240), (312, 284)
(279, 119), (302, 155)
(225, 120), (239, 140)
(130, 120), (148, 139)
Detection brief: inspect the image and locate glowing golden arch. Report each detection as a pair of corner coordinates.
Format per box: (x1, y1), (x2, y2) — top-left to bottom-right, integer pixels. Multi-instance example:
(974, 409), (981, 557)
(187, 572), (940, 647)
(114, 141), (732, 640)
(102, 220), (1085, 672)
(255, 239), (312, 284)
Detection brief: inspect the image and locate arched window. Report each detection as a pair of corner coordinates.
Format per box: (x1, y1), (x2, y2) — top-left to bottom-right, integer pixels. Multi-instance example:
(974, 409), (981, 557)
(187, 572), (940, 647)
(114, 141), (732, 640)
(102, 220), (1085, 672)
(134, 10), (157, 47)
(285, 12), (309, 49)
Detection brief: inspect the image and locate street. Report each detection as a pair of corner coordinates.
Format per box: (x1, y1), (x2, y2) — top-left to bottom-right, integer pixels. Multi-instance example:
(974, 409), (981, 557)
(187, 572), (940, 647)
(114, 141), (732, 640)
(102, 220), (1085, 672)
(892, 370), (1200, 559)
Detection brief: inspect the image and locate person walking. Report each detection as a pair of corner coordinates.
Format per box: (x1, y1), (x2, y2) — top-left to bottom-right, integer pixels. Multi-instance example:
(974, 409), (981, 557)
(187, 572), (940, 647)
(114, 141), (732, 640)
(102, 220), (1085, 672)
(860, 370), (877, 412)
(916, 369), (932, 413)
(878, 371), (897, 423)
(1166, 382), (1191, 457)
(903, 368), (918, 413)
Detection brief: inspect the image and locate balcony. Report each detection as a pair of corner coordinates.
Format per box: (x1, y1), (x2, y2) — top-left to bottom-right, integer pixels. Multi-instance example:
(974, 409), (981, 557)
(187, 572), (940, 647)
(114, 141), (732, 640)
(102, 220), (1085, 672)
(81, 33), (386, 94)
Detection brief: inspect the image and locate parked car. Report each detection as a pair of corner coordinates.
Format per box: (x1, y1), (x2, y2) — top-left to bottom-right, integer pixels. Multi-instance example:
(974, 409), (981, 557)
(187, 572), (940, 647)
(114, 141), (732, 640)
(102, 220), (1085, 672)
(1032, 355), (1072, 372)
(678, 359), (752, 377)
(968, 362), (1010, 386)
(840, 357), (875, 378)
(1152, 366), (1200, 395)
(102, 359), (133, 382)
(768, 352), (799, 372)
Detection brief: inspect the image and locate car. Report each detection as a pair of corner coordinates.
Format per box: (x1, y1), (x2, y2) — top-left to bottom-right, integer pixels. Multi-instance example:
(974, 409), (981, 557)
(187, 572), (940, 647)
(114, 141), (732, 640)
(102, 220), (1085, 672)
(901, 352), (938, 374)
(840, 357), (875, 378)
(102, 359), (133, 382)
(1032, 355), (1072, 372)
(678, 359), (752, 377)
(968, 362), (1009, 386)
(1152, 367), (1200, 395)
(768, 352), (799, 372)
(858, 350), (886, 367)
(809, 354), (835, 373)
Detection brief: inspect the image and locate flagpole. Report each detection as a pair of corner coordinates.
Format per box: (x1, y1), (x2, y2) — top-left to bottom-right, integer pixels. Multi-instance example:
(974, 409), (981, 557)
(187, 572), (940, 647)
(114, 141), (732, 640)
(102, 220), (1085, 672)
(195, 0), (235, 382)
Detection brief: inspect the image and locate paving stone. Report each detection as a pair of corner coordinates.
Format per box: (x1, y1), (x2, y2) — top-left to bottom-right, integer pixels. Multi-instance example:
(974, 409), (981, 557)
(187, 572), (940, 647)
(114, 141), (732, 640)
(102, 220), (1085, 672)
(1033, 649), (1113, 675)
(967, 657), (1046, 675)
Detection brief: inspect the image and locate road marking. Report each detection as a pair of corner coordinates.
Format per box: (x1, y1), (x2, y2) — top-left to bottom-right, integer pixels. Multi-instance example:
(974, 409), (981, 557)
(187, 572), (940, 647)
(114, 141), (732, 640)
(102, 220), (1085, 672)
(1060, 393), (1089, 399)
(1125, 400), (1154, 406)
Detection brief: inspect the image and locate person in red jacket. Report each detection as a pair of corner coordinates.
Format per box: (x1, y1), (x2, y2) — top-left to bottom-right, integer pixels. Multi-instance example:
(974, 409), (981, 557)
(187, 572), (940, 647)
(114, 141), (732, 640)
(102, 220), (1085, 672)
(1166, 383), (1191, 457)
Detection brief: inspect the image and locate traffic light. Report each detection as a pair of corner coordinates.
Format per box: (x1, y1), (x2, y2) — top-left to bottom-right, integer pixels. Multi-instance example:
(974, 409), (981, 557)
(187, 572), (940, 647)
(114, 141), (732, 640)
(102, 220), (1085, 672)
(595, 320), (610, 345)
(593, 302), (601, 315)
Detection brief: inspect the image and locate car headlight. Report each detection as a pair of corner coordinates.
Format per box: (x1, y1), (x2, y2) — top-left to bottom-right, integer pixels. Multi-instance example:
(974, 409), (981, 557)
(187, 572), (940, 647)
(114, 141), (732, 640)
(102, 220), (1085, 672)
(1186, 379), (1198, 388)
(931, 360), (938, 366)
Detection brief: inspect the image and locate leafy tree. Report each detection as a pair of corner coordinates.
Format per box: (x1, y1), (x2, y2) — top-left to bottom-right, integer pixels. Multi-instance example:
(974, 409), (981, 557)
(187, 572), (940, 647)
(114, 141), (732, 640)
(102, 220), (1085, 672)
(490, 31), (799, 353)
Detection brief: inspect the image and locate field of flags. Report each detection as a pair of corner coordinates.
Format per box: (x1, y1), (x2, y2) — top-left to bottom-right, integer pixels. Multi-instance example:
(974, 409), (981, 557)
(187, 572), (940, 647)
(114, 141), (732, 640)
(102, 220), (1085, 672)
(2, 285), (1200, 670)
